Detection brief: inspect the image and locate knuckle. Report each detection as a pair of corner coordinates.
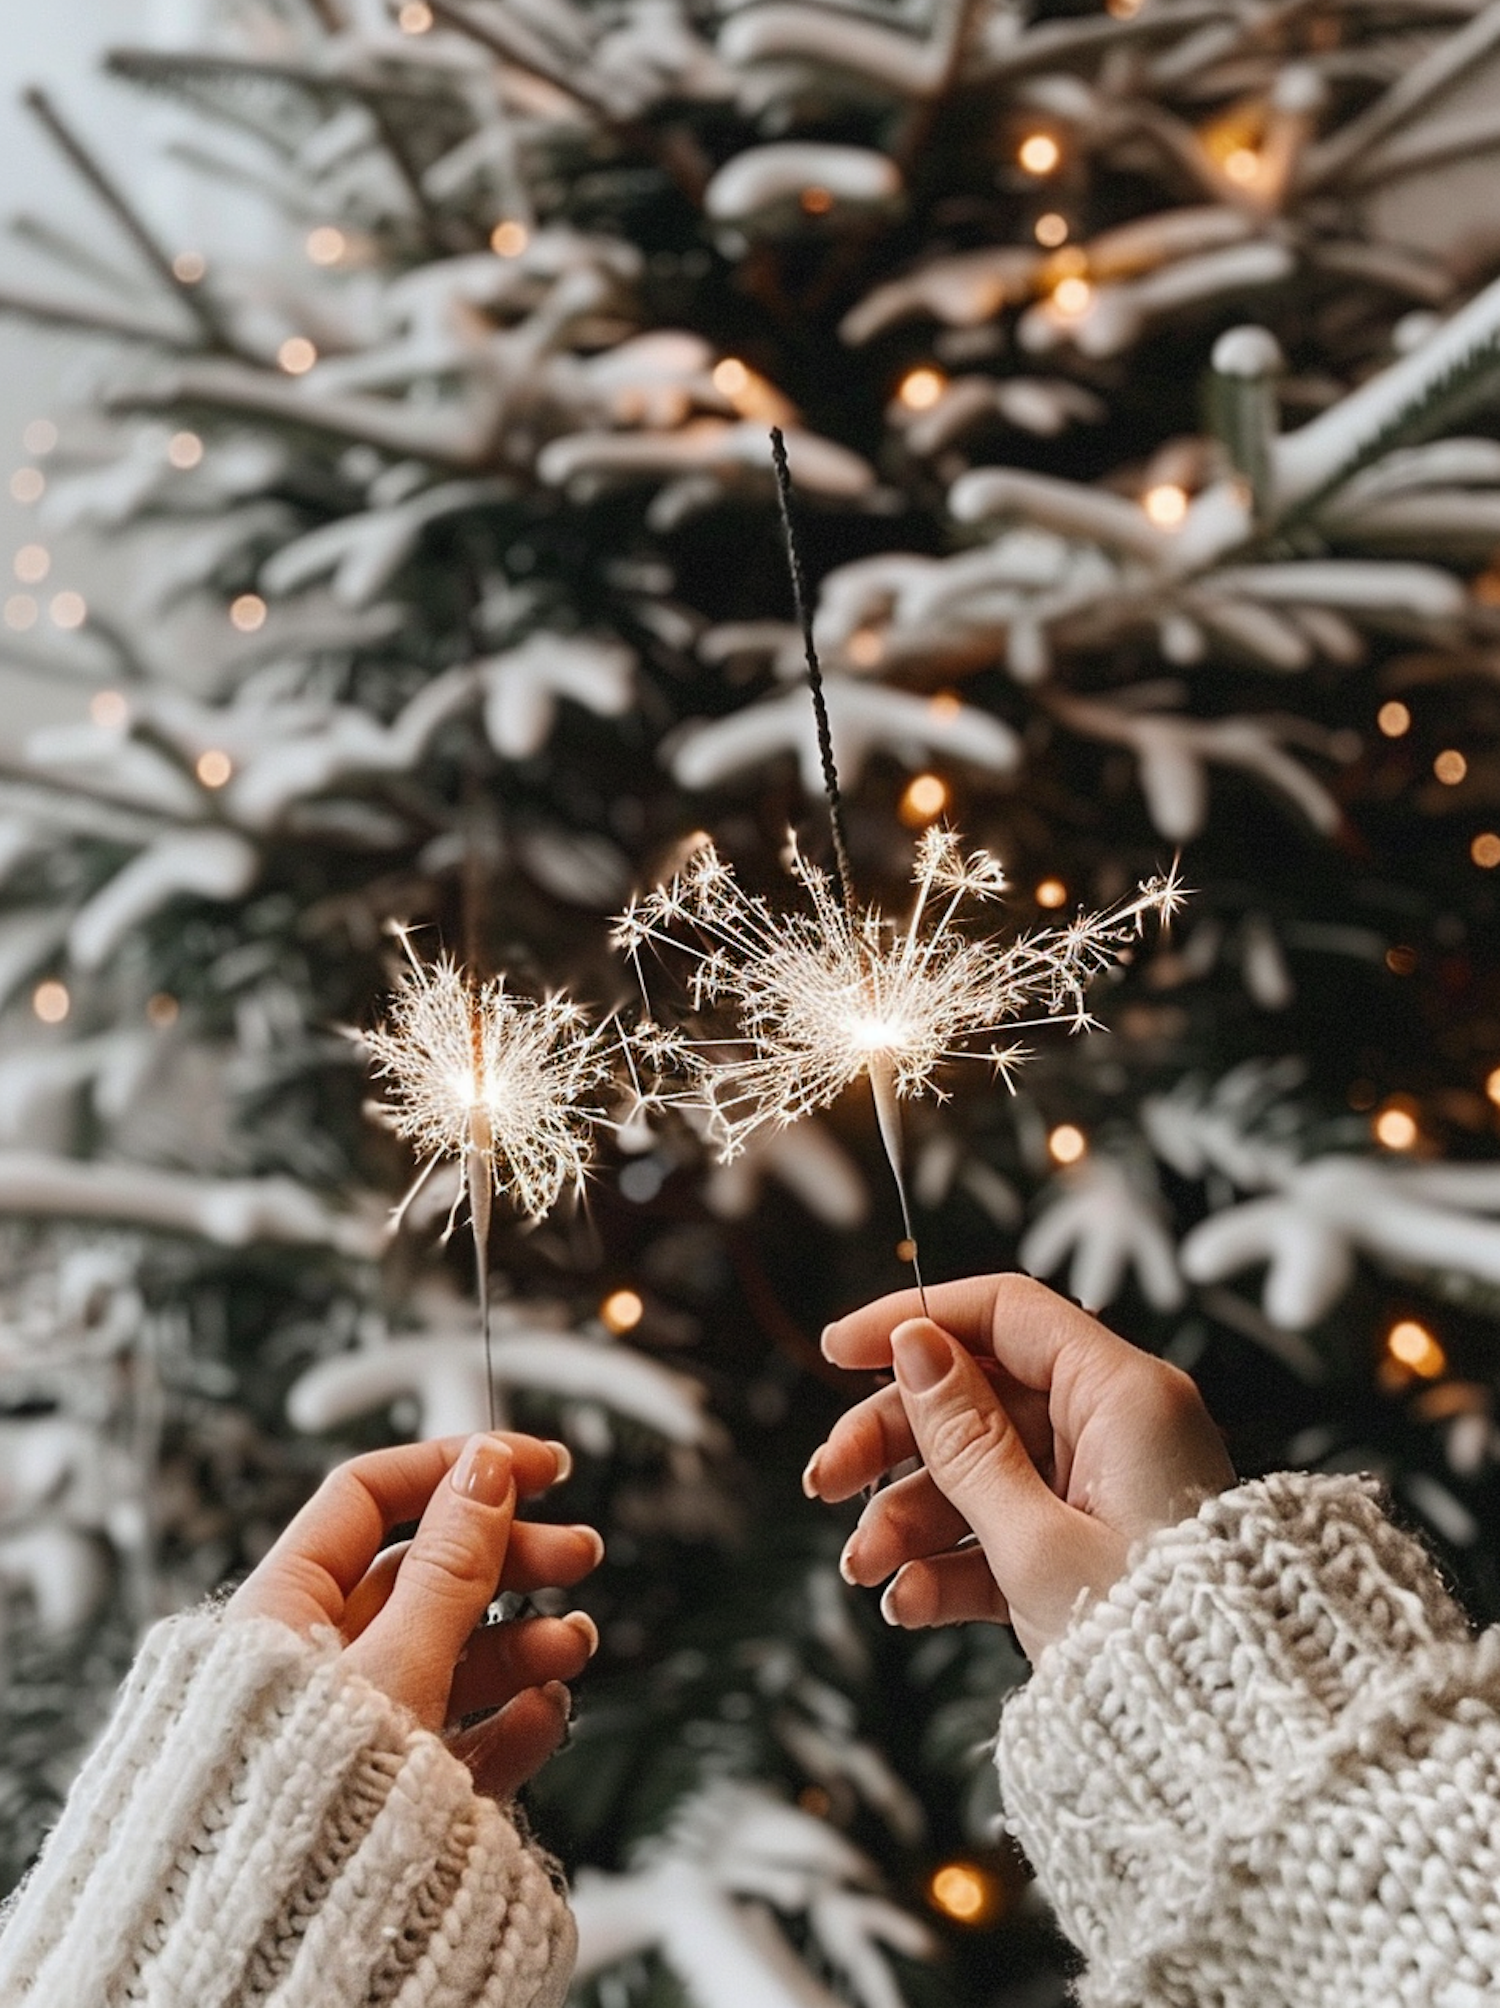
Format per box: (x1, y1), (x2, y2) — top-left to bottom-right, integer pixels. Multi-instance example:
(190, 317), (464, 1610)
(923, 1403), (1013, 1494)
(406, 1527), (500, 1602)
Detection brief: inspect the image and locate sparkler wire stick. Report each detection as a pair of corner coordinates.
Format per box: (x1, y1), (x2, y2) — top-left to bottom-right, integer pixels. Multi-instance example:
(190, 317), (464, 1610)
(768, 427), (928, 1312)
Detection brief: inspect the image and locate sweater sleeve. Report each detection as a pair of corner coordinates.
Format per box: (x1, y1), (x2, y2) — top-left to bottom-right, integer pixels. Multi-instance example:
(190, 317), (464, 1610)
(0, 1607), (577, 2008)
(995, 1471), (1500, 2008)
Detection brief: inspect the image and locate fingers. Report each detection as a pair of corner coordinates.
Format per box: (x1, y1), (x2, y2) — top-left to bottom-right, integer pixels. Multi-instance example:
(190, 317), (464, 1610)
(879, 1547), (1011, 1630)
(501, 1522), (605, 1595)
(229, 1434), (570, 1633)
(450, 1683), (572, 1801)
(838, 1466), (970, 1588)
(805, 1373), (1053, 1504)
(345, 1434), (519, 1728)
(448, 1612), (598, 1724)
(342, 1540), (410, 1641)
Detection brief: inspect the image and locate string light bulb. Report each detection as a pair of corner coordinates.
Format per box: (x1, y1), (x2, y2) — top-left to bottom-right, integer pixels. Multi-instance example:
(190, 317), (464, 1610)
(1018, 133), (1061, 175)
(196, 749), (233, 789)
(22, 420), (56, 457)
(278, 337), (318, 376)
(1377, 700), (1411, 738)
(13, 546), (49, 585)
(928, 1861), (1002, 1925)
(1486, 1064), (1500, 1108)
(846, 627), (884, 668)
(306, 226), (347, 266)
(50, 592), (86, 630)
(1142, 483), (1189, 529)
(1048, 1123), (1087, 1166)
(1052, 275), (1092, 317)
(490, 219), (529, 257)
(230, 593), (268, 634)
(899, 773), (949, 825)
(1035, 878), (1067, 909)
(398, 1), (434, 29)
(713, 357), (750, 398)
(800, 185), (834, 215)
(4, 596), (37, 631)
(1435, 749), (1468, 785)
(90, 690), (129, 730)
(1373, 1103), (1418, 1151)
(601, 1288), (645, 1333)
(1386, 1318), (1446, 1379)
(1222, 148), (1261, 185)
(10, 468), (44, 505)
(32, 980), (69, 1025)
(1034, 212), (1068, 247)
(172, 251), (206, 284)
(168, 431), (204, 470)
(1474, 832), (1500, 868)
(897, 366), (947, 412)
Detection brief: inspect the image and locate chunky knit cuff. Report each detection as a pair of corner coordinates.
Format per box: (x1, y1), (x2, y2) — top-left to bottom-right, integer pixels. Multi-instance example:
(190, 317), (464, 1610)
(997, 1471), (1500, 2008)
(0, 1608), (576, 2008)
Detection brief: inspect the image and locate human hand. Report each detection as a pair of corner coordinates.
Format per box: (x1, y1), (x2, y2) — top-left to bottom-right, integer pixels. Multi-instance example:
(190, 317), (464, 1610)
(805, 1275), (1235, 1662)
(227, 1432), (602, 1798)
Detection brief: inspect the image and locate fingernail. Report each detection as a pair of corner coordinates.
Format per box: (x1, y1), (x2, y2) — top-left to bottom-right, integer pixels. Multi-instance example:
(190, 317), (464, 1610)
(451, 1433), (514, 1505)
(820, 1321), (839, 1358)
(801, 1449), (823, 1499)
(879, 1580), (903, 1627)
(892, 1319), (952, 1394)
(543, 1679), (573, 1720)
(571, 1525), (606, 1568)
(562, 1610), (599, 1656)
(546, 1440), (574, 1485)
(838, 1533), (861, 1585)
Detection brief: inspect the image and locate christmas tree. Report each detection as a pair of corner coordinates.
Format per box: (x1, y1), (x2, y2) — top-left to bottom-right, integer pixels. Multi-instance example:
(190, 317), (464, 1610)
(7, 0), (1500, 1998)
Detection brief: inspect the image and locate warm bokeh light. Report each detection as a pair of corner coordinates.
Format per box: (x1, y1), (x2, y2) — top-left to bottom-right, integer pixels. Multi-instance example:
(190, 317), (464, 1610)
(22, 420), (57, 457)
(172, 251), (207, 284)
(490, 219), (530, 257)
(927, 690), (962, 718)
(1434, 748), (1468, 785)
(899, 773), (950, 825)
(398, 1), (434, 29)
(1048, 1123), (1087, 1166)
(168, 431), (205, 470)
(90, 690), (130, 730)
(10, 468), (44, 505)
(1486, 1065), (1500, 1108)
(1377, 700), (1411, 738)
(230, 593), (268, 634)
(1052, 275), (1093, 317)
(1385, 944), (1418, 976)
(601, 1288), (644, 1333)
(1386, 1318), (1446, 1378)
(14, 544), (50, 585)
(196, 749), (234, 789)
(4, 596), (36, 632)
(50, 591), (87, 630)
(147, 992), (181, 1028)
(713, 357), (750, 398)
(1222, 148), (1261, 185)
(1034, 211), (1068, 247)
(1374, 1104), (1419, 1151)
(897, 366), (947, 412)
(1106, 0), (1142, 16)
(32, 980), (70, 1025)
(1018, 133), (1061, 175)
(279, 337), (318, 376)
(306, 225), (347, 267)
(928, 1862), (1001, 1925)
(846, 627), (884, 668)
(1472, 832), (1500, 868)
(1035, 877), (1068, 909)
(800, 185), (834, 215)
(1142, 483), (1189, 528)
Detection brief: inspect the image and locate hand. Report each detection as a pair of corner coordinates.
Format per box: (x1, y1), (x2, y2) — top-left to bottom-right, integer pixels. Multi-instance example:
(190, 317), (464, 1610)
(805, 1275), (1235, 1662)
(227, 1432), (603, 1797)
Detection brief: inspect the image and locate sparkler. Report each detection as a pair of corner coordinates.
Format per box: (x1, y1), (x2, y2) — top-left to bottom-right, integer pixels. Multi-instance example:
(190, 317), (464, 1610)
(359, 925), (616, 1427)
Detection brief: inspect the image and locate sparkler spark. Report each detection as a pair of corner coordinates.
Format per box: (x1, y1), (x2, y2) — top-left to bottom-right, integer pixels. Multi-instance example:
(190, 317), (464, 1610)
(614, 827), (1184, 1165)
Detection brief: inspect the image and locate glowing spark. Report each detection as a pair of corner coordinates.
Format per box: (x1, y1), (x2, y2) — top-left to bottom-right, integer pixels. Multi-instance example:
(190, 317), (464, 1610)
(614, 828), (1183, 1162)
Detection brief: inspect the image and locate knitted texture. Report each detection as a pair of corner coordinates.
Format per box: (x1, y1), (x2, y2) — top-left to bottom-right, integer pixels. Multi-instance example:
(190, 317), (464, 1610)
(997, 1471), (1500, 2008)
(0, 1609), (577, 2008)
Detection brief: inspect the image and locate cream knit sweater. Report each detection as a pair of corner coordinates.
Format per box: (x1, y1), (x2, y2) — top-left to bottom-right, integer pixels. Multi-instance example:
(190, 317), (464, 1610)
(5, 1471), (1500, 2007)
(0, 1608), (576, 2008)
(997, 1470), (1500, 2007)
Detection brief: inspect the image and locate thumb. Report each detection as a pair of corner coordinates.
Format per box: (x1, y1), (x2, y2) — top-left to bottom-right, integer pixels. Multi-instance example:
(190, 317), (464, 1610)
(891, 1318), (1067, 1590)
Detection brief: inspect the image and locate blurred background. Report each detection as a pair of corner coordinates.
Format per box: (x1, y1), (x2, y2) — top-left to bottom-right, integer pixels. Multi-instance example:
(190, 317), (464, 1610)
(5, 4), (1500, 2005)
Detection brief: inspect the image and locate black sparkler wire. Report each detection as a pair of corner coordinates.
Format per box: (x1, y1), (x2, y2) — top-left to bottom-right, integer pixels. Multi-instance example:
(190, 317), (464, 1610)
(769, 428), (858, 920)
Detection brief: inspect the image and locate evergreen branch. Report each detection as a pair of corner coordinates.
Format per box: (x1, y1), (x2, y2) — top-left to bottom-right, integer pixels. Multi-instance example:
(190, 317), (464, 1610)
(0, 284), (192, 349)
(9, 215), (148, 299)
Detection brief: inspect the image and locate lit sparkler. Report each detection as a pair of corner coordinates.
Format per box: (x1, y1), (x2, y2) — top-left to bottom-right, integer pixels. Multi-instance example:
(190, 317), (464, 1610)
(614, 829), (1184, 1299)
(358, 925), (617, 1424)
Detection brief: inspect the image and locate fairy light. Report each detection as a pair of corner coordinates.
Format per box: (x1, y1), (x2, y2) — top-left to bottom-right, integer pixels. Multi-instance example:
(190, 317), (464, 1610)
(50, 592), (86, 630)
(713, 357), (750, 398)
(1378, 700), (1411, 738)
(196, 749), (233, 789)
(32, 981), (69, 1025)
(168, 431), (204, 470)
(1052, 275), (1093, 317)
(800, 186), (834, 215)
(928, 1862), (1001, 1925)
(928, 691), (962, 718)
(897, 366), (947, 412)
(306, 225), (347, 266)
(22, 420), (56, 457)
(899, 773), (949, 825)
(490, 219), (530, 257)
(14, 545), (50, 585)
(1222, 148), (1261, 185)
(398, 1), (434, 29)
(146, 992), (180, 1028)
(1018, 133), (1061, 175)
(1486, 1065), (1500, 1107)
(10, 468), (44, 505)
(278, 337), (318, 376)
(172, 251), (206, 284)
(1386, 1318), (1446, 1378)
(1106, 0), (1141, 16)
(1035, 877), (1067, 909)
(1385, 945), (1418, 975)
(601, 1288), (645, 1333)
(846, 627), (884, 668)
(230, 593), (268, 634)
(615, 832), (1184, 1163)
(1048, 1122), (1087, 1165)
(1142, 483), (1189, 528)
(1435, 749), (1468, 785)
(90, 690), (129, 730)
(4, 596), (37, 631)
(1473, 833), (1500, 868)
(1374, 1103), (1419, 1151)
(1034, 212), (1068, 247)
